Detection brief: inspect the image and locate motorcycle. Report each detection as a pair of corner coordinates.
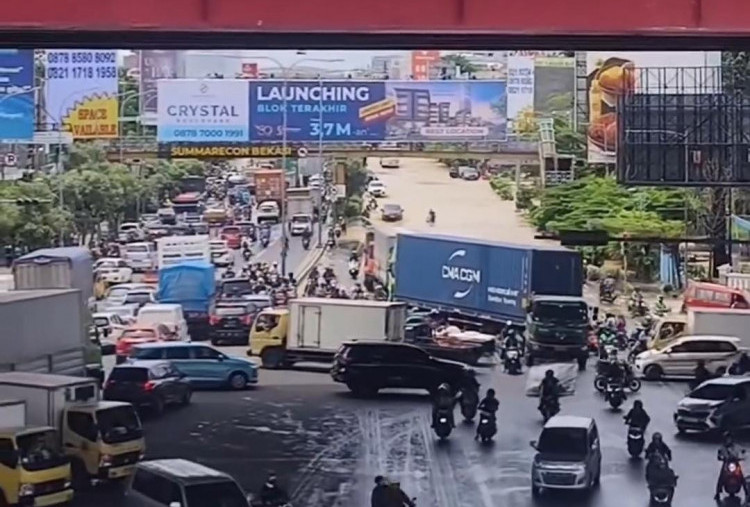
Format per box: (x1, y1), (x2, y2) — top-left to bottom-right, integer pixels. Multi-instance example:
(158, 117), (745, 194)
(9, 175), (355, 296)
(604, 379), (626, 409)
(260, 235), (270, 248)
(242, 248), (252, 261)
(539, 395), (560, 423)
(626, 425), (645, 458)
(600, 289), (617, 304)
(476, 411), (497, 442)
(301, 236), (310, 250)
(648, 480), (677, 506)
(718, 455), (747, 499)
(629, 299), (650, 318)
(349, 266), (359, 280)
(595, 370), (641, 393)
(460, 390), (478, 422)
(433, 410), (453, 440)
(504, 348), (522, 375)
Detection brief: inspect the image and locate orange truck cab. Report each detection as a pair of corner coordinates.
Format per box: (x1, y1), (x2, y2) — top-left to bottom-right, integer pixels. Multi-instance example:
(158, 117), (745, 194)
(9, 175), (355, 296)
(683, 282), (750, 312)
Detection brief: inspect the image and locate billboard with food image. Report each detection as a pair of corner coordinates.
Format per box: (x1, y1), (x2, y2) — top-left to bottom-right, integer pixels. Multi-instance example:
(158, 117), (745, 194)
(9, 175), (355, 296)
(586, 52), (721, 164)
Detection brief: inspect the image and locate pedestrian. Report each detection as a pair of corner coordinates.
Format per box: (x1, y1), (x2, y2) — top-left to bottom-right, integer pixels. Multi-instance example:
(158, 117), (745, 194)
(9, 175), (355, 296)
(371, 476), (389, 507)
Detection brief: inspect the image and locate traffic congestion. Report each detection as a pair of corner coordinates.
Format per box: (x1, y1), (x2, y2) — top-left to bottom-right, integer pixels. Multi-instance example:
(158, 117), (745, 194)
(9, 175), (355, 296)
(0, 154), (749, 507)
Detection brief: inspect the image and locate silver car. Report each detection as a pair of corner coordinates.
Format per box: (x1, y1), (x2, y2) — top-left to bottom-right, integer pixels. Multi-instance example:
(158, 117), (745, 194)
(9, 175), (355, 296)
(530, 415), (601, 496)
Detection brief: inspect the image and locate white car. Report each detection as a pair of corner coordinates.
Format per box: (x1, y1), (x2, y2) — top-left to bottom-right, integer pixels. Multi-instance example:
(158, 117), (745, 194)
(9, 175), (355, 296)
(289, 214), (313, 236)
(256, 201), (281, 224)
(94, 257), (133, 284)
(209, 240), (232, 267)
(367, 181), (387, 197)
(118, 222), (144, 242)
(380, 158), (400, 169)
(99, 283), (156, 311)
(634, 335), (742, 381)
(92, 312), (128, 340)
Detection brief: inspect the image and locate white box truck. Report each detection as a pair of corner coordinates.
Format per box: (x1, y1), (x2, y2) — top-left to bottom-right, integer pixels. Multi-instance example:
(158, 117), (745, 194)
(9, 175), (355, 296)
(0, 372), (146, 486)
(248, 298), (407, 367)
(156, 235), (211, 268)
(650, 308), (750, 349)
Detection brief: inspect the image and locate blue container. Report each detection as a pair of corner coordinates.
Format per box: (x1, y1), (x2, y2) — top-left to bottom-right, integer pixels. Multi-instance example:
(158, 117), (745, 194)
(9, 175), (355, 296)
(394, 233), (581, 322)
(157, 261), (216, 313)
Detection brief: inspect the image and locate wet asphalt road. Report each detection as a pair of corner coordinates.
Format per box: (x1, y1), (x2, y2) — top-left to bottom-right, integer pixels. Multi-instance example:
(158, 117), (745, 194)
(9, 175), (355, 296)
(76, 358), (739, 507)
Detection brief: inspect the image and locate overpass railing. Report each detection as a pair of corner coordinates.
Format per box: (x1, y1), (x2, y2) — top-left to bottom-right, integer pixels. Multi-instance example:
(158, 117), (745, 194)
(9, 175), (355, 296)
(100, 136), (540, 156)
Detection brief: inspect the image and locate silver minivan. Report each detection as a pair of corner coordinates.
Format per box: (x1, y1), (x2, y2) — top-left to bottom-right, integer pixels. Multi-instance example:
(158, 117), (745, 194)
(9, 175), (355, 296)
(124, 459), (251, 507)
(530, 415), (601, 496)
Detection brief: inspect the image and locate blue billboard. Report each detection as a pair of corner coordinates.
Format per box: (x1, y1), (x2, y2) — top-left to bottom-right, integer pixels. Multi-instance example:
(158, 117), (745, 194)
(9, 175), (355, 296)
(248, 81), (390, 142)
(384, 81), (507, 141)
(0, 50), (34, 141)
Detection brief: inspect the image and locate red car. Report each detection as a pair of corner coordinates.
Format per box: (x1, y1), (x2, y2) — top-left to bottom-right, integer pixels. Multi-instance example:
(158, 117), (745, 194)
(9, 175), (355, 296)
(221, 226), (242, 249)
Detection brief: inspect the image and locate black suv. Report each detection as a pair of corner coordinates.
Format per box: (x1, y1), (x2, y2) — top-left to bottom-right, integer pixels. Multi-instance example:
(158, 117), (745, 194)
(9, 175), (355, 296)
(331, 341), (475, 396)
(104, 360), (192, 415)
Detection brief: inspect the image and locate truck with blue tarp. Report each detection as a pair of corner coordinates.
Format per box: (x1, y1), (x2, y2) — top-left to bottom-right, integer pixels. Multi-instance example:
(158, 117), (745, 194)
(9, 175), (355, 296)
(157, 261), (216, 340)
(393, 233), (589, 368)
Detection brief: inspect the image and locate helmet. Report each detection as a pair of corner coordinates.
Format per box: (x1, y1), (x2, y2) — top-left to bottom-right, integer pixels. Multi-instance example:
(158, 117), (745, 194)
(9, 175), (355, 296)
(437, 383), (451, 394)
(652, 432), (663, 442)
(633, 400), (643, 409)
(724, 431), (734, 445)
(545, 369), (554, 378)
(487, 388), (496, 398)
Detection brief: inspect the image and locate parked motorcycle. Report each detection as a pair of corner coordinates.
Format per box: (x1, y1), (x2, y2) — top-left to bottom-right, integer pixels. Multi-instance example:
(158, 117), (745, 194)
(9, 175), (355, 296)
(504, 348), (522, 375)
(626, 424), (645, 458)
(476, 411), (496, 442)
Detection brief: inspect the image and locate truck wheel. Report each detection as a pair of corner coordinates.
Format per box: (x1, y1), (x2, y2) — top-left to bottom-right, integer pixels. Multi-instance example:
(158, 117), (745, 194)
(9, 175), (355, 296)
(261, 348), (285, 369)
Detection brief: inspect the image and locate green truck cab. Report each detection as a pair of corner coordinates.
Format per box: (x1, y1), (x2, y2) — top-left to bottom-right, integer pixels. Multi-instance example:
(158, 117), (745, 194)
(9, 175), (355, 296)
(525, 295), (590, 370)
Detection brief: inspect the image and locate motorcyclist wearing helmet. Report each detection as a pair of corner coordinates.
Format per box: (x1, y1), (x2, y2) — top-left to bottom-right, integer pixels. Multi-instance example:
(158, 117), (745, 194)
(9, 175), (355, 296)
(623, 400), (651, 430)
(475, 388), (499, 440)
(716, 431), (748, 500)
(691, 359), (711, 390)
(502, 321), (521, 351)
(539, 370), (560, 410)
(645, 432), (672, 463)
(605, 349), (627, 384)
(432, 383), (456, 429)
(258, 472), (289, 506)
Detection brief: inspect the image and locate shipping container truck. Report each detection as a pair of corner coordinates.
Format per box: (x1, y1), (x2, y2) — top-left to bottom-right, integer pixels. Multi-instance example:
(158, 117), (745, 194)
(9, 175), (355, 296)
(0, 289), (100, 379)
(248, 298), (407, 368)
(0, 399), (75, 506)
(156, 235), (211, 269)
(157, 261), (216, 340)
(254, 169), (285, 206)
(13, 247), (94, 305)
(0, 372), (145, 487)
(394, 233), (588, 367)
(649, 308), (750, 350)
(364, 225), (403, 291)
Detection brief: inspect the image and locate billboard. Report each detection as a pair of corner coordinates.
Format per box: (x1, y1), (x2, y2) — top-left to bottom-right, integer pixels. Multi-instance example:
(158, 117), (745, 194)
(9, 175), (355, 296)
(507, 55), (535, 132)
(140, 50), (183, 117)
(411, 51), (441, 80)
(157, 79), (250, 143)
(0, 50), (34, 141)
(248, 81), (390, 142)
(586, 51), (721, 164)
(44, 50), (118, 139)
(158, 143), (304, 159)
(384, 81), (507, 141)
(534, 57), (575, 118)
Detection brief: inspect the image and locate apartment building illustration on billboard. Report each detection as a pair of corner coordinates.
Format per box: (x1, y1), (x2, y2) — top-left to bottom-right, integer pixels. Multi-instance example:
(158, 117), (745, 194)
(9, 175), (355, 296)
(384, 81), (507, 141)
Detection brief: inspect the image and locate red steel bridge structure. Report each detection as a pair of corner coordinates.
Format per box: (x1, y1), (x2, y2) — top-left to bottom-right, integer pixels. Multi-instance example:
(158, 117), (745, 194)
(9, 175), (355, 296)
(1, 0), (750, 48)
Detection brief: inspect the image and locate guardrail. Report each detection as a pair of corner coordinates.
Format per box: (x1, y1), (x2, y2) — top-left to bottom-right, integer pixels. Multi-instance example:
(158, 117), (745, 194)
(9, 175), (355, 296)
(99, 137), (540, 156)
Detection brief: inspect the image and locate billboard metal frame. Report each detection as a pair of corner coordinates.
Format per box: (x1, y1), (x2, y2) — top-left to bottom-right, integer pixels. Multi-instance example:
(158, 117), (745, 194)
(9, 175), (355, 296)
(615, 66), (750, 187)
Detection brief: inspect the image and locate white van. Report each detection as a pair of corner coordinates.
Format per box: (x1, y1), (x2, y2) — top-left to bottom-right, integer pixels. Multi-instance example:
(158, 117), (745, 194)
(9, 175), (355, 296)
(123, 242), (156, 271)
(137, 303), (190, 342)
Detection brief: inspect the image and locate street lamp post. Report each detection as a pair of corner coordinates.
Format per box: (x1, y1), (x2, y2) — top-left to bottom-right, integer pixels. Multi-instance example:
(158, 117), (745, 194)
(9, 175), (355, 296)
(249, 56), (344, 276)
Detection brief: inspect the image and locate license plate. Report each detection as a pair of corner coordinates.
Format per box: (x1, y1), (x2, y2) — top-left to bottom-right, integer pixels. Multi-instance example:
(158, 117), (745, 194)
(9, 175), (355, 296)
(225, 320), (239, 327)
